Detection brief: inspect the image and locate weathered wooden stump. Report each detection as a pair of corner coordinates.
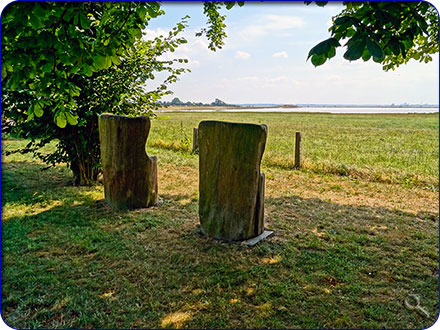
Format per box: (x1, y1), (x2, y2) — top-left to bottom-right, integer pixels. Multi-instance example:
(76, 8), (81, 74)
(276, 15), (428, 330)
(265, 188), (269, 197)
(198, 120), (267, 241)
(98, 114), (158, 209)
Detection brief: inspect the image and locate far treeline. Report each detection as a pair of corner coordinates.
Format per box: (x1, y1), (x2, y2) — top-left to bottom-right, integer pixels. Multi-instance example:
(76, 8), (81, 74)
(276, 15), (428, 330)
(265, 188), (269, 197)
(160, 98), (231, 107)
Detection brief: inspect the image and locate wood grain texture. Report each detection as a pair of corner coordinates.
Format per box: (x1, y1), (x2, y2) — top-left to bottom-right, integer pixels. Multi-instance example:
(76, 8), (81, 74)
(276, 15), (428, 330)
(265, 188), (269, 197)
(98, 114), (157, 209)
(198, 120), (267, 241)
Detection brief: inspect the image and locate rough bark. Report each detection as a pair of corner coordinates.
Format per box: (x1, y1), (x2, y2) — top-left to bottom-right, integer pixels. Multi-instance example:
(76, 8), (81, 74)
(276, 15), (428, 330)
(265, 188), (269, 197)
(70, 158), (100, 186)
(98, 114), (157, 209)
(198, 120), (267, 241)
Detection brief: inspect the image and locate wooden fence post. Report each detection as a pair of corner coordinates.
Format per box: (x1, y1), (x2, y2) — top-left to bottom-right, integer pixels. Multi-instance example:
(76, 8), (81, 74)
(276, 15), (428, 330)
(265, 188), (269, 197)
(193, 127), (199, 153)
(294, 132), (302, 169)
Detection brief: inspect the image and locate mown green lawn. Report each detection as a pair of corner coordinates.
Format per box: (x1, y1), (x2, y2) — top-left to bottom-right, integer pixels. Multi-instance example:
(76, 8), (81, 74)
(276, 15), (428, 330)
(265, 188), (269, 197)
(1, 112), (438, 329)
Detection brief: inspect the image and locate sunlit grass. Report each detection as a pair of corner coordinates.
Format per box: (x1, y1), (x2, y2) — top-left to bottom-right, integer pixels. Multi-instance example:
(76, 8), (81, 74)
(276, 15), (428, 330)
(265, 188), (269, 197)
(149, 112), (439, 188)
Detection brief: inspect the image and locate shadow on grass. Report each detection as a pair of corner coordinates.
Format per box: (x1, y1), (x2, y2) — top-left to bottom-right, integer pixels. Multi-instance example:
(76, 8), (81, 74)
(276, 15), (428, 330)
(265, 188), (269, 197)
(265, 195), (439, 239)
(1, 161), (73, 206)
(1, 159), (438, 329)
(2, 189), (438, 329)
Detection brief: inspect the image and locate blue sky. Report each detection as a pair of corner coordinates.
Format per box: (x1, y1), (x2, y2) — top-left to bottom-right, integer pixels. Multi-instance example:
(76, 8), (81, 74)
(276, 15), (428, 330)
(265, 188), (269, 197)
(144, 1), (439, 105)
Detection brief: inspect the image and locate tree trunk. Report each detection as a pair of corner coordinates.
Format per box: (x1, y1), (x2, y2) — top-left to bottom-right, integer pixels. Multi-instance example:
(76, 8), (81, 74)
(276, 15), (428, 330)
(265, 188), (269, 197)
(98, 114), (158, 209)
(198, 120), (267, 241)
(64, 116), (101, 186)
(70, 158), (100, 186)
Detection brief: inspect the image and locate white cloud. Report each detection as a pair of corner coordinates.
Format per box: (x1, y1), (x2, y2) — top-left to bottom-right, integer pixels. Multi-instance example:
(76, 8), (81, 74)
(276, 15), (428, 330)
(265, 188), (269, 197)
(265, 15), (305, 29)
(141, 28), (212, 70)
(236, 75), (300, 88)
(237, 76), (259, 81)
(272, 51), (289, 58)
(238, 15), (304, 40)
(267, 76), (289, 83)
(235, 50), (251, 60)
(144, 28), (211, 56)
(190, 60), (201, 68)
(143, 28), (169, 41)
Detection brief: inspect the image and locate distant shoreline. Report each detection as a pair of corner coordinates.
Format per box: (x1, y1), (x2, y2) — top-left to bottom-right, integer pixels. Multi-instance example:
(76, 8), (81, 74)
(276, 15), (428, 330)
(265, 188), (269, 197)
(159, 104), (299, 111)
(156, 105), (439, 114)
(159, 104), (439, 111)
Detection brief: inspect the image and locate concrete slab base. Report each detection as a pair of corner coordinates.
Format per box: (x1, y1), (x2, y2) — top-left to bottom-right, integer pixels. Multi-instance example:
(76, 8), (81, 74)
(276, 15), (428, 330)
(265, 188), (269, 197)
(242, 230), (273, 247)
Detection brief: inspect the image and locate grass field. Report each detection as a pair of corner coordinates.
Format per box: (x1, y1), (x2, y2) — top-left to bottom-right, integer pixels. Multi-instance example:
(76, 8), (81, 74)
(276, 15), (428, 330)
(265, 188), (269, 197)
(1, 112), (439, 329)
(149, 112), (439, 189)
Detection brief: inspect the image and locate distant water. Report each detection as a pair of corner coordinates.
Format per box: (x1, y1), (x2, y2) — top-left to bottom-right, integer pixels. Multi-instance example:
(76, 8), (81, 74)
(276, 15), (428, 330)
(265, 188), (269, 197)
(156, 107), (439, 114)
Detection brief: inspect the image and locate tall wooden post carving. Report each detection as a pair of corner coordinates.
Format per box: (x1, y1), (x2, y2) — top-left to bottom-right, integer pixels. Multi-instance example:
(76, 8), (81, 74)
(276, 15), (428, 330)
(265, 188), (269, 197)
(98, 114), (157, 209)
(198, 120), (267, 241)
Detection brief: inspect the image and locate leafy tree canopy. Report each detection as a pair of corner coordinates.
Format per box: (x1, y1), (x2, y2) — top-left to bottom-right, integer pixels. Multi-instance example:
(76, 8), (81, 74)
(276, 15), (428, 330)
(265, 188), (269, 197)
(306, 1), (439, 71)
(2, 17), (190, 185)
(211, 98), (228, 106)
(1, 1), (240, 127)
(2, 2), (164, 125)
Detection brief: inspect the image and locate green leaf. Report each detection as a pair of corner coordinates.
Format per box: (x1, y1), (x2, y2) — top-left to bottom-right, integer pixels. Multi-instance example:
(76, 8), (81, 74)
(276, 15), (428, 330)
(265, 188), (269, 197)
(373, 56), (383, 63)
(34, 103), (44, 117)
(400, 43), (407, 58)
(401, 39), (413, 50)
(56, 113), (67, 128)
(105, 56), (112, 69)
(26, 112), (34, 122)
(111, 56), (122, 65)
(366, 39), (384, 59)
(82, 64), (93, 77)
(80, 13), (91, 29)
(334, 16), (351, 26)
(225, 1), (235, 10)
(1, 66), (7, 80)
(69, 65), (81, 75)
(42, 62), (52, 73)
(308, 40), (330, 59)
(94, 55), (107, 70)
(311, 54), (326, 66)
(361, 48), (371, 61)
(346, 28), (356, 37)
(328, 38), (341, 47)
(29, 14), (43, 29)
(65, 112), (78, 125)
(132, 28), (142, 38)
(73, 13), (79, 25)
(343, 41), (365, 61)
(327, 46), (336, 59)
(308, 38), (340, 60)
(69, 84), (81, 97)
(315, 1), (328, 7)
(387, 40), (401, 56)
(137, 6), (147, 18)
